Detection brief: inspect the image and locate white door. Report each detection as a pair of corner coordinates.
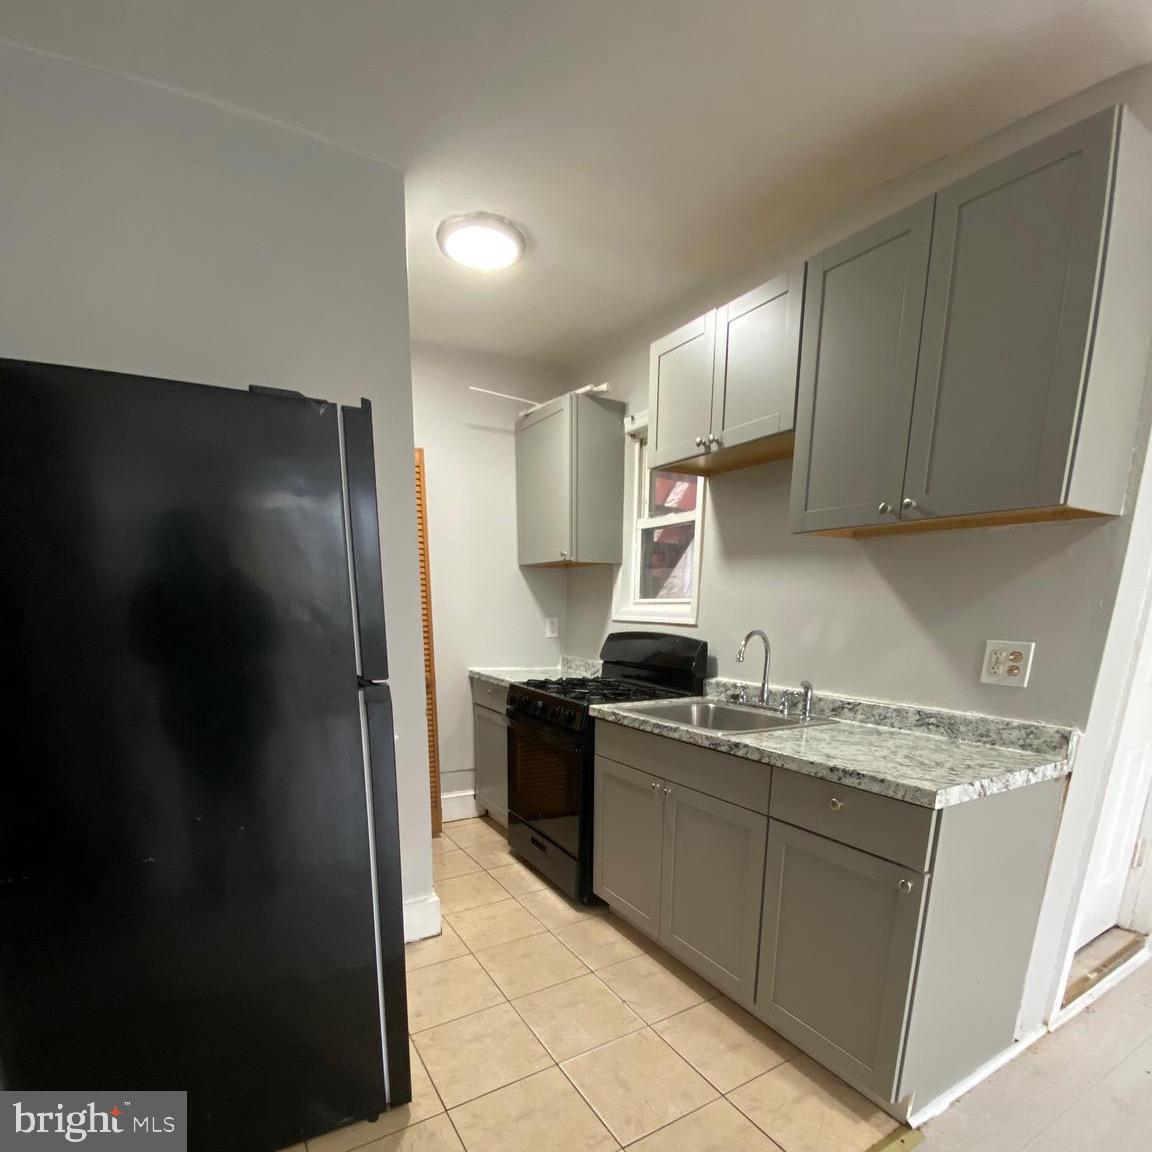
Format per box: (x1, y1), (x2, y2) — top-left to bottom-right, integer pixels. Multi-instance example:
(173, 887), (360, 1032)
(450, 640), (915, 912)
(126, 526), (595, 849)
(1074, 586), (1152, 947)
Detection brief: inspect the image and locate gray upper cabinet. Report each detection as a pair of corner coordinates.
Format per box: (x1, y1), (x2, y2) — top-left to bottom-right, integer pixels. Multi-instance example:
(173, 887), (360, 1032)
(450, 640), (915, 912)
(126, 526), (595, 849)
(649, 311), (717, 470)
(593, 756), (664, 932)
(660, 783), (767, 1003)
(711, 269), (803, 453)
(902, 109), (1119, 521)
(792, 106), (1141, 537)
(649, 268), (803, 476)
(789, 201), (934, 532)
(516, 391), (625, 566)
(757, 820), (928, 1102)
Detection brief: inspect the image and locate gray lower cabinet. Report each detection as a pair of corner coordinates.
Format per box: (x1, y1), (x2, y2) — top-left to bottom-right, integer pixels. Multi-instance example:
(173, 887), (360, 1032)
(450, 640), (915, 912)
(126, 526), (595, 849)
(593, 756), (664, 932)
(593, 721), (1067, 1117)
(473, 702), (509, 827)
(756, 821), (928, 1102)
(593, 754), (767, 999)
(660, 783), (767, 1002)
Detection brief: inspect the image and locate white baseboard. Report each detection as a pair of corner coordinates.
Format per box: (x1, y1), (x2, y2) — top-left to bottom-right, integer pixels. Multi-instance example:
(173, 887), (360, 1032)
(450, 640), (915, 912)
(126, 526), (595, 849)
(441, 789), (482, 823)
(403, 890), (441, 943)
(906, 1024), (1047, 1128)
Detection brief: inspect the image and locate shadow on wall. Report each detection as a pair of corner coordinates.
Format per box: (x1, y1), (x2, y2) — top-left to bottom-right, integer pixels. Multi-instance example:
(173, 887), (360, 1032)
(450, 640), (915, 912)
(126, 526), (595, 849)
(702, 459), (1120, 726)
(667, 10), (1148, 288)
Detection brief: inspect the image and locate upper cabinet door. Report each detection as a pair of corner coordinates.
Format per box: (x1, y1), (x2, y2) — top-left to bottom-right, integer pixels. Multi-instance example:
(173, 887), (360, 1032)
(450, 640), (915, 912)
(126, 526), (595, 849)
(516, 395), (572, 565)
(649, 311), (717, 469)
(790, 200), (934, 532)
(902, 108), (1118, 521)
(711, 267), (804, 452)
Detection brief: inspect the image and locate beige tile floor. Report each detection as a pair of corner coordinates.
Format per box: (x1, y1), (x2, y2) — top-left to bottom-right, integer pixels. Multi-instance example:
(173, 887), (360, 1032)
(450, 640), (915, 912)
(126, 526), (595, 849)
(290, 816), (904, 1152)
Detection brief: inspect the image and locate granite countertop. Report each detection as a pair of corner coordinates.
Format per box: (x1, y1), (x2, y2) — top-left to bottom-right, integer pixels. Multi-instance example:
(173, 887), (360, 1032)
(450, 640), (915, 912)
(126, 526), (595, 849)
(589, 699), (1071, 809)
(468, 666), (560, 687)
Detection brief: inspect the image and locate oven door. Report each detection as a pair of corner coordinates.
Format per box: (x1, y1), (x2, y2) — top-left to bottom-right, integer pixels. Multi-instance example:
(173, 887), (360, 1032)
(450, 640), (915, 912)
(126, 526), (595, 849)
(507, 713), (585, 865)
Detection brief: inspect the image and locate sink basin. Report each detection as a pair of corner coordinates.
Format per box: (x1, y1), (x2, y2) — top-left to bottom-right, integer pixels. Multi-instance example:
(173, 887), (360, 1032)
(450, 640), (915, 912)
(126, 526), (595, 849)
(614, 698), (832, 735)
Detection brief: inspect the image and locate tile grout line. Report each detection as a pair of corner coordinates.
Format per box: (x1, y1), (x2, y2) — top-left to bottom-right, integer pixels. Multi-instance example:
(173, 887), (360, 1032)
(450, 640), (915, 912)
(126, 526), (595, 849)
(427, 822), (803, 1151)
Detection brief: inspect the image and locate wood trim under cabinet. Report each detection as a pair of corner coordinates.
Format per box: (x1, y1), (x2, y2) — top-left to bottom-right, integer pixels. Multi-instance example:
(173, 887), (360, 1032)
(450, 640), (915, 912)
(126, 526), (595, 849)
(811, 504), (1109, 538)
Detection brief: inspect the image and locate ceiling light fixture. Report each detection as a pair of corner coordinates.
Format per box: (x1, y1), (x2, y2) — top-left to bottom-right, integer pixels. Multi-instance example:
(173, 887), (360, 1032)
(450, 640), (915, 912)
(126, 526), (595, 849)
(436, 212), (525, 271)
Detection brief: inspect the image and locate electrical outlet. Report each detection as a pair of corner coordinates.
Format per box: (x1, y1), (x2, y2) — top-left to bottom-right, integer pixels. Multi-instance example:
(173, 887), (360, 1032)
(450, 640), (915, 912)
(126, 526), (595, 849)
(545, 616), (559, 639)
(980, 640), (1035, 687)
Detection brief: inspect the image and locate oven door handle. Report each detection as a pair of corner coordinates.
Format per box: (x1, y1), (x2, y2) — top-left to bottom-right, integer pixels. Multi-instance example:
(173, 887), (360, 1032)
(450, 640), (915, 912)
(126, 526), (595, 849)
(507, 713), (586, 751)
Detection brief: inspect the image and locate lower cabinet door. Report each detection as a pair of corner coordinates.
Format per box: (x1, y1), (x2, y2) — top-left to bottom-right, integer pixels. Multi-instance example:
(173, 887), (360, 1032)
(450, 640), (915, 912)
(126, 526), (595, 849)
(473, 704), (509, 825)
(593, 756), (664, 932)
(757, 821), (929, 1102)
(660, 783), (768, 1002)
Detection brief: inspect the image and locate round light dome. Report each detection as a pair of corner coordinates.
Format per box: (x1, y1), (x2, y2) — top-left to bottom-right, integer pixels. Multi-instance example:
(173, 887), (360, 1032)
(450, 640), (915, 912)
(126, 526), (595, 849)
(437, 213), (525, 271)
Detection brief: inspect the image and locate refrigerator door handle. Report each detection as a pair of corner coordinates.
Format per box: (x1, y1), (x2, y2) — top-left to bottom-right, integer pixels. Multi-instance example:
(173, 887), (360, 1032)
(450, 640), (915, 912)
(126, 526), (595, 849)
(341, 399), (390, 682)
(361, 682), (412, 1106)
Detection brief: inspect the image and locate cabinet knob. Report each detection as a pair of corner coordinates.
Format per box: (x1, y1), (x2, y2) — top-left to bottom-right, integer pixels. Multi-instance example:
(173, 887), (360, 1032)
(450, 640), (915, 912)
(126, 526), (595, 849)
(828, 797), (843, 811)
(694, 435), (705, 447)
(898, 879), (914, 893)
(877, 501), (893, 515)
(651, 780), (659, 790)
(707, 433), (720, 447)
(559, 550), (568, 560)
(902, 498), (918, 511)
(664, 786), (672, 795)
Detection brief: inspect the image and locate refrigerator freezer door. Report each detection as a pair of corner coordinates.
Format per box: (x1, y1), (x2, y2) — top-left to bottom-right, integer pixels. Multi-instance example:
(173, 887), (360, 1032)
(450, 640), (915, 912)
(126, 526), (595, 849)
(0, 360), (389, 1151)
(341, 401), (389, 682)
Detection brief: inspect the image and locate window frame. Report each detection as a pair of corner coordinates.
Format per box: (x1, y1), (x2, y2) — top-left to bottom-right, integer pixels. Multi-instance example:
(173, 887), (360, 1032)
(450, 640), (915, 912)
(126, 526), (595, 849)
(612, 412), (705, 626)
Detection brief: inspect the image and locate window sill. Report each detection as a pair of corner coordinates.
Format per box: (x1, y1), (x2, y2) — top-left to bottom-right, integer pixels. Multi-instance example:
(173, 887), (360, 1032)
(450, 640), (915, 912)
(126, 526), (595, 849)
(612, 601), (699, 627)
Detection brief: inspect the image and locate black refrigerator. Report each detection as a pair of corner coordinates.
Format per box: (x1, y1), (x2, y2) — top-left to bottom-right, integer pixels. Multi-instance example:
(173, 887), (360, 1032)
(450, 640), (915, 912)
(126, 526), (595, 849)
(0, 359), (411, 1151)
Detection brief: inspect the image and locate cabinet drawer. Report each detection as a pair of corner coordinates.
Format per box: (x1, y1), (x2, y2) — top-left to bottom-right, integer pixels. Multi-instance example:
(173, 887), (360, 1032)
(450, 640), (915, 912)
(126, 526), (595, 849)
(470, 678), (509, 712)
(770, 771), (937, 872)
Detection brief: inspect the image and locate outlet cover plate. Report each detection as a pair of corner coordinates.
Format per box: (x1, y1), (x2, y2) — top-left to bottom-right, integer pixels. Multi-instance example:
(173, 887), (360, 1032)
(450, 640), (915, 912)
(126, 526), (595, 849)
(981, 640), (1035, 687)
(545, 616), (559, 639)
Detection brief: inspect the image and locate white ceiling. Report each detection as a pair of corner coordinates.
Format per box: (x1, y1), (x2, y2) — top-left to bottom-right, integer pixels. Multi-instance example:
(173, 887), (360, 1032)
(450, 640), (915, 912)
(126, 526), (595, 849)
(2, 1), (1151, 366)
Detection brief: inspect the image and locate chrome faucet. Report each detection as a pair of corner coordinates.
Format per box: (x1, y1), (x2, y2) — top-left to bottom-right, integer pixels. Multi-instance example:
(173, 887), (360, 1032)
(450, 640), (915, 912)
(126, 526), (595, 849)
(736, 629), (772, 707)
(735, 632), (817, 720)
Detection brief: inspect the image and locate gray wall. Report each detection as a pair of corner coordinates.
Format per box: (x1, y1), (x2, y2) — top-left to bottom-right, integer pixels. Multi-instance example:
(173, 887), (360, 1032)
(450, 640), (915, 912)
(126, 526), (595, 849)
(0, 43), (436, 935)
(565, 63), (1152, 729)
(410, 342), (569, 798)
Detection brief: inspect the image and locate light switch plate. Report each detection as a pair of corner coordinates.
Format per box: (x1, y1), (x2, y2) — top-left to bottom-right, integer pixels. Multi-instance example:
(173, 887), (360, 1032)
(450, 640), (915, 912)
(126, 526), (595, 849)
(545, 616), (559, 639)
(981, 640), (1035, 687)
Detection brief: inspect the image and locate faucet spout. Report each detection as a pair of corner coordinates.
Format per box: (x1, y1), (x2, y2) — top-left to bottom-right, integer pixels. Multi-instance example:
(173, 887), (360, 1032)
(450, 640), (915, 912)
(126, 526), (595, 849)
(736, 629), (772, 707)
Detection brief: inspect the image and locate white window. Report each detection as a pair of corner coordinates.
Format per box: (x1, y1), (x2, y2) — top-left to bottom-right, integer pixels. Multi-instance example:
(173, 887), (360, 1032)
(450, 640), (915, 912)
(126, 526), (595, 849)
(613, 417), (704, 626)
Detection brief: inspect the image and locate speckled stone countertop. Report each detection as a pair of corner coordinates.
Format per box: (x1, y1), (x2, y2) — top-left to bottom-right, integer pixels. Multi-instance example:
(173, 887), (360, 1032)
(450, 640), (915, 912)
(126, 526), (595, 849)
(588, 699), (1071, 809)
(468, 666), (561, 687)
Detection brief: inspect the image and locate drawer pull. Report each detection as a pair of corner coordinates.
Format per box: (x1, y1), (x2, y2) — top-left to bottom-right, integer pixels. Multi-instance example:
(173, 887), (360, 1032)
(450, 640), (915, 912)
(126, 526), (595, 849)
(530, 835), (548, 854)
(898, 879), (914, 893)
(828, 797), (844, 812)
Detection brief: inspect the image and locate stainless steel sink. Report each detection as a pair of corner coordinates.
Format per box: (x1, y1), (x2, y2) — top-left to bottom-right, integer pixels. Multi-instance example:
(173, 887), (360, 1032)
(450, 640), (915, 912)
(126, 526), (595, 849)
(615, 698), (832, 735)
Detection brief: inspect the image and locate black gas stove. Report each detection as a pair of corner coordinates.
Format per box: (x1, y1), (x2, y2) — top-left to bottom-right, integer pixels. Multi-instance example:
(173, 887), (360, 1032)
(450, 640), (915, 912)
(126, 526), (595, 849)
(507, 677), (673, 729)
(506, 632), (707, 902)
